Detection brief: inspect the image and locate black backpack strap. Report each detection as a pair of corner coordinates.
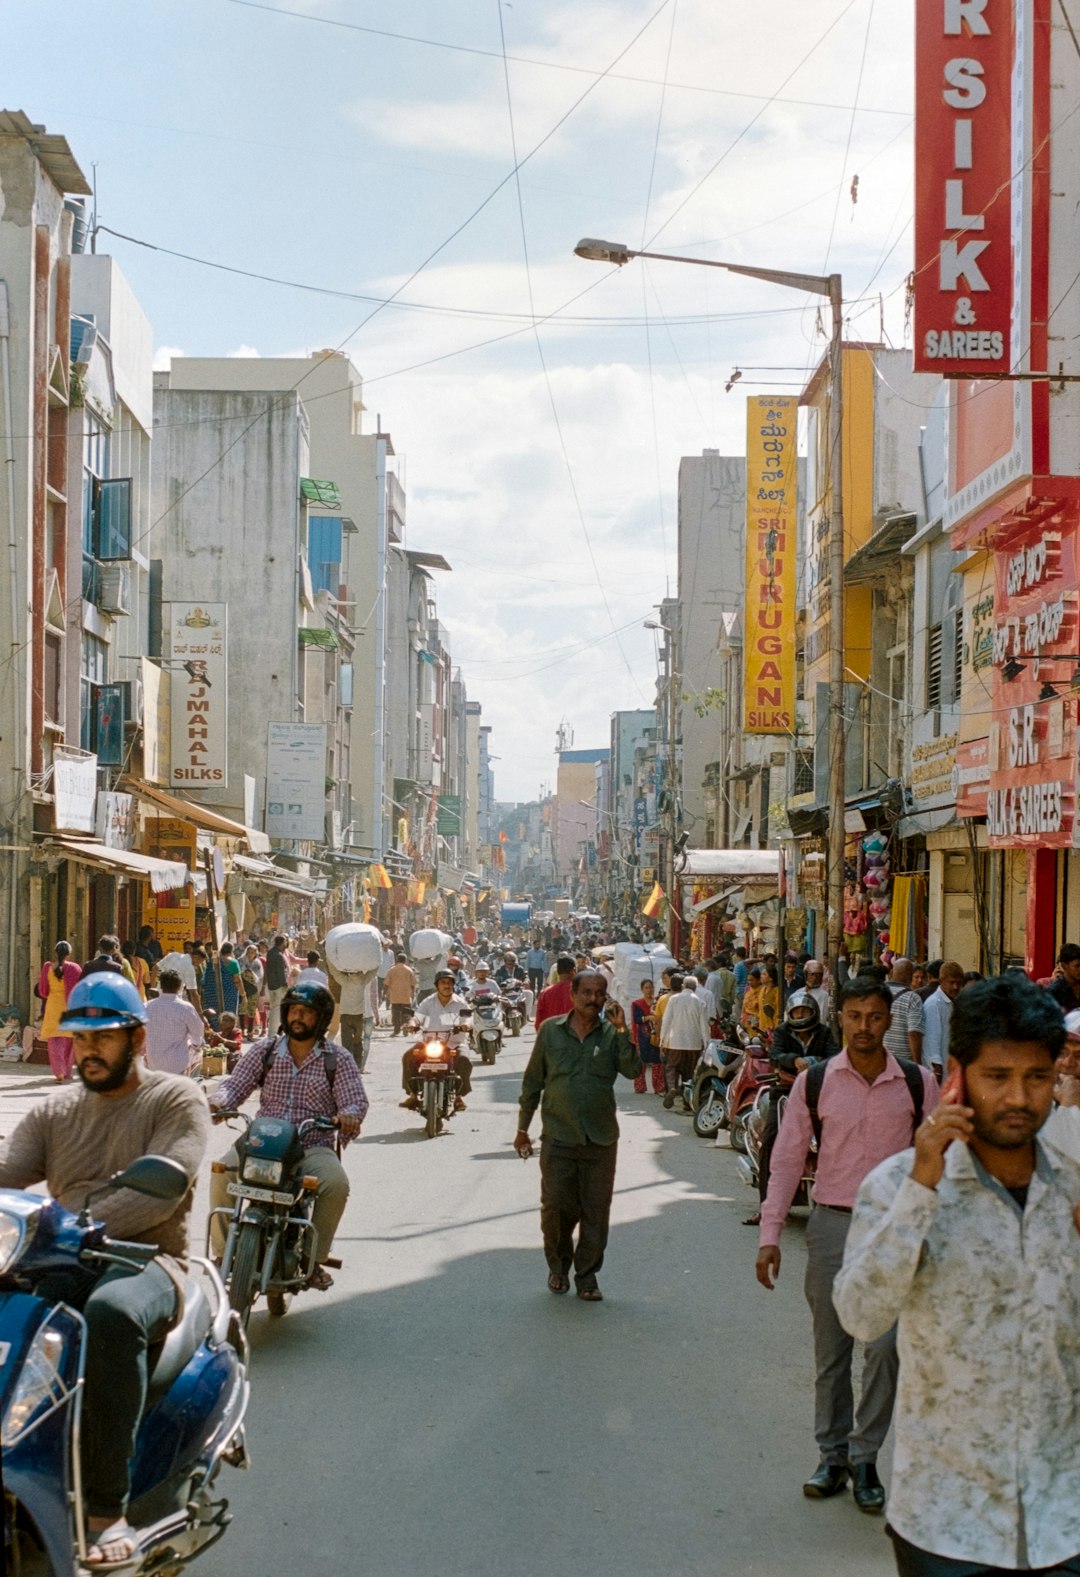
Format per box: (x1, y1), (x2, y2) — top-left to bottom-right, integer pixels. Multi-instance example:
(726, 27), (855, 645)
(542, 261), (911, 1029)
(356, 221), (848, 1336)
(805, 1058), (828, 1149)
(257, 1035), (280, 1087)
(323, 1044), (337, 1092)
(805, 1055), (923, 1149)
(900, 1058), (924, 1137)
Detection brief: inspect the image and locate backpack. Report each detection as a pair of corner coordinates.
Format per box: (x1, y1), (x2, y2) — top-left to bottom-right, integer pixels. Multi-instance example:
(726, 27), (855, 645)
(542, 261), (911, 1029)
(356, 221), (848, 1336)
(257, 1035), (337, 1092)
(804, 1055), (923, 1150)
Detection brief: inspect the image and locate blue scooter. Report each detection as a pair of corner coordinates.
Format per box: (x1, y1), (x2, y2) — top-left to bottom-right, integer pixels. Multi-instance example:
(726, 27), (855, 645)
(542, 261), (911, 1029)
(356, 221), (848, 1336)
(1, 1153), (250, 1576)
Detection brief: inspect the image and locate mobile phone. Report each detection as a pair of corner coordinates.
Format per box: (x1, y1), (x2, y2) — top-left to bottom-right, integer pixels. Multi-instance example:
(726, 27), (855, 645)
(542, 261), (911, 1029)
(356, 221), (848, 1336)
(940, 1064), (966, 1105)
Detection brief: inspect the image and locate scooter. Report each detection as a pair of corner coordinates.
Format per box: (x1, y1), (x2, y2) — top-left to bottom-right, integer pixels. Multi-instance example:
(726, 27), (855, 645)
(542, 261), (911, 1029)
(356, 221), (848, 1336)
(724, 1039), (774, 1153)
(737, 1075), (816, 1206)
(684, 1039), (742, 1138)
(470, 986), (504, 1063)
(2, 1155), (249, 1577)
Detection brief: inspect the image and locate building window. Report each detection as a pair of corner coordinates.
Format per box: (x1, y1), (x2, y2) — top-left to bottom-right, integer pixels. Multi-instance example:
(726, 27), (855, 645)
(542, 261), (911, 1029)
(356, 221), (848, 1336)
(80, 634), (108, 751)
(926, 623), (943, 711)
(793, 748), (815, 796)
(44, 632), (62, 724)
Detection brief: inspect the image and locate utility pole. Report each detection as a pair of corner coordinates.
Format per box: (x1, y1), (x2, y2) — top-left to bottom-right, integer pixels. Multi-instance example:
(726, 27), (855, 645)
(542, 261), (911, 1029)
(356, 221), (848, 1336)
(666, 613), (679, 953)
(825, 276), (846, 1011)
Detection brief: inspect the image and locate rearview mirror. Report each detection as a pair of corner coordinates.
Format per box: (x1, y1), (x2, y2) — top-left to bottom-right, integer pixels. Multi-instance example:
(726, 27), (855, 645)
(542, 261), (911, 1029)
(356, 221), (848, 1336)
(109, 1154), (191, 1201)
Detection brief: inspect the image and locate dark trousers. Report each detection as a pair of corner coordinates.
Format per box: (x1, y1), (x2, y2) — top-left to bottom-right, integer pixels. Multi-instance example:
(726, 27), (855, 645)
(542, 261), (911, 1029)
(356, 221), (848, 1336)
(40, 1262), (179, 1519)
(339, 1013), (369, 1071)
(390, 1002), (413, 1033)
(539, 1137), (618, 1290)
(528, 968), (545, 994)
(889, 1528), (1080, 1576)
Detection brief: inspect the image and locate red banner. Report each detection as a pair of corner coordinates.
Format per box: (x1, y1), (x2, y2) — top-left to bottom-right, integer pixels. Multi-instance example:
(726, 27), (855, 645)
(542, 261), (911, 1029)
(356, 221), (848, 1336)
(913, 0), (1014, 376)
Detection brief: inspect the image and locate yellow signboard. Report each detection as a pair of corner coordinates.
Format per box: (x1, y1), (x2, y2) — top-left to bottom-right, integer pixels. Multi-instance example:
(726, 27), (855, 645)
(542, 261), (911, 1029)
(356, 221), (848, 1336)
(744, 396), (798, 734)
(142, 817), (197, 951)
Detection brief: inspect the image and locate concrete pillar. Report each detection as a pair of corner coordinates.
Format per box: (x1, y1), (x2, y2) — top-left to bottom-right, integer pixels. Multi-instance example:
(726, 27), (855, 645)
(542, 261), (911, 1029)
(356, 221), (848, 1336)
(1025, 847), (1057, 979)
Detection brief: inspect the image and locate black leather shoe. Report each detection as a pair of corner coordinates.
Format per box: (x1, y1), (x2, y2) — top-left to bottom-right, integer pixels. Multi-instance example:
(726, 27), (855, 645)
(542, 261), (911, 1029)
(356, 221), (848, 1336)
(852, 1463), (886, 1514)
(802, 1462), (849, 1499)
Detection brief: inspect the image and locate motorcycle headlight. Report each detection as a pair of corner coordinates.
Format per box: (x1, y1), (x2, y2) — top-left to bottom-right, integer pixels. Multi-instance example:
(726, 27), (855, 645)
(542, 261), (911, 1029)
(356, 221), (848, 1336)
(2, 1323), (65, 1446)
(241, 1157), (284, 1187)
(0, 1210), (24, 1275)
(424, 1041), (446, 1058)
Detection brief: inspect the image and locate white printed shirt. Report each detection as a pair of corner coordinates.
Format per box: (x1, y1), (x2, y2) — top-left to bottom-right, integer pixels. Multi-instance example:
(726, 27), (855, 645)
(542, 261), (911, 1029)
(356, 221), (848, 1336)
(833, 1138), (1080, 1570)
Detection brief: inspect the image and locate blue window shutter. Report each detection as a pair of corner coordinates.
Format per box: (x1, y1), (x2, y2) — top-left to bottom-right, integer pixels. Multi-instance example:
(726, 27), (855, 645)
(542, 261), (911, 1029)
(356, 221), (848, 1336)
(308, 515), (343, 594)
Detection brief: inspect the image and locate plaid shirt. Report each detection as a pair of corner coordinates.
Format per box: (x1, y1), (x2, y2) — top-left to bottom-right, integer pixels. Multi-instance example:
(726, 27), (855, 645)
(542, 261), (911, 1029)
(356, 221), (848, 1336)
(211, 1035), (368, 1148)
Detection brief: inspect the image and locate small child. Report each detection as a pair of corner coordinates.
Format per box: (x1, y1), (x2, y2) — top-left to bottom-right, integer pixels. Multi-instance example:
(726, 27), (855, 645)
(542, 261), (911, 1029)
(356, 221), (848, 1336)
(206, 1012), (244, 1072)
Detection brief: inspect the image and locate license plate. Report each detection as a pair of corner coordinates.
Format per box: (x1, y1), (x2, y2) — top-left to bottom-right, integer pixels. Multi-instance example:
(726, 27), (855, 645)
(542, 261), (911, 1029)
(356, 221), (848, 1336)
(420, 1063), (447, 1073)
(227, 1181), (296, 1206)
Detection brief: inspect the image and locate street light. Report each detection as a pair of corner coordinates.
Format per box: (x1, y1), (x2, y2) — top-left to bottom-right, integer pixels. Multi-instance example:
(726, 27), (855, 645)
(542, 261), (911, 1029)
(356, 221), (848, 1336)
(576, 239), (846, 999)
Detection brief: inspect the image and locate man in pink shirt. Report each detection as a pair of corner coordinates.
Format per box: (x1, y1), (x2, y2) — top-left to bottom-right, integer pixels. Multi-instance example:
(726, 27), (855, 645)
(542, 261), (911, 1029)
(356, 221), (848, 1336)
(755, 975), (939, 1516)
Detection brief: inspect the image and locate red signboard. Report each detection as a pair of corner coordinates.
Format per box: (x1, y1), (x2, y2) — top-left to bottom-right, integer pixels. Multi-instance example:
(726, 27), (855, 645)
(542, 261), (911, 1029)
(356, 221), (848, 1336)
(913, 0), (1014, 376)
(955, 737), (990, 818)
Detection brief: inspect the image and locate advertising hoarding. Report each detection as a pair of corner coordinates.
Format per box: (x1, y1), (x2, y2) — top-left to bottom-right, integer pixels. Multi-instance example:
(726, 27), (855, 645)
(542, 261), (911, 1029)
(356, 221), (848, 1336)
(744, 396), (797, 734)
(167, 603), (227, 788)
(266, 723), (327, 842)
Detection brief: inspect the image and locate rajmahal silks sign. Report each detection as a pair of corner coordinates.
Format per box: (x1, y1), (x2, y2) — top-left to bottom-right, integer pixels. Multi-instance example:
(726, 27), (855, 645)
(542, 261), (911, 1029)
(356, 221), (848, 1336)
(168, 603), (227, 787)
(912, 0), (1014, 375)
(744, 396), (797, 734)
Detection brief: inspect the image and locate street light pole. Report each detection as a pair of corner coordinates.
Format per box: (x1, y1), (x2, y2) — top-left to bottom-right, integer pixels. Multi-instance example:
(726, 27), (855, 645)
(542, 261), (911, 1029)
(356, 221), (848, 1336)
(575, 240), (845, 992)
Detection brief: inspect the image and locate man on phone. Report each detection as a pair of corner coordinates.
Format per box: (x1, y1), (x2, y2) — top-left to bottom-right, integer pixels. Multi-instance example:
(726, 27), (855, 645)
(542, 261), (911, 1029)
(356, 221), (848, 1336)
(514, 970), (640, 1301)
(755, 976), (939, 1514)
(834, 975), (1080, 1576)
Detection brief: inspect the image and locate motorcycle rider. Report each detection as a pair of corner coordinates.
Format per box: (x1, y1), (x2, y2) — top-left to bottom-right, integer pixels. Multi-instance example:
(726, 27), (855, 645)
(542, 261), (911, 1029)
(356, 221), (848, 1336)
(746, 993), (840, 1224)
(208, 982), (367, 1289)
(0, 974), (209, 1568)
(495, 951), (527, 987)
(401, 968), (474, 1112)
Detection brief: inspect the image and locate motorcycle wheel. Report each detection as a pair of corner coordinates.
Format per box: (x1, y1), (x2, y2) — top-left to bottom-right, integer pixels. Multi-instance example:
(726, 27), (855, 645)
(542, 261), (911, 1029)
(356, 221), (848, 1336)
(729, 1112), (749, 1154)
(693, 1090), (726, 1138)
(267, 1289), (293, 1318)
(480, 1041), (495, 1064)
(424, 1081), (442, 1138)
(511, 1019), (520, 1037)
(227, 1220), (262, 1326)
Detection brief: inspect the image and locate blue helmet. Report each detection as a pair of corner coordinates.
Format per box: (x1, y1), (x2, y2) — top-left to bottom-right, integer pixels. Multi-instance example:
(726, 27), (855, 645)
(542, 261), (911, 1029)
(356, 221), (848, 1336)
(61, 973), (147, 1032)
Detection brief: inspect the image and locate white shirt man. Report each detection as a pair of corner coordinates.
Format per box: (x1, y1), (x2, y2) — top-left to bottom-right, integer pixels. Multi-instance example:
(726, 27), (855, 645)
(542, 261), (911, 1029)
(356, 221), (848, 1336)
(144, 982), (204, 1075)
(415, 990), (471, 1033)
(659, 982), (712, 1051)
(921, 963), (965, 1076)
(803, 965), (830, 1023)
(157, 949), (198, 996)
(295, 966), (329, 987)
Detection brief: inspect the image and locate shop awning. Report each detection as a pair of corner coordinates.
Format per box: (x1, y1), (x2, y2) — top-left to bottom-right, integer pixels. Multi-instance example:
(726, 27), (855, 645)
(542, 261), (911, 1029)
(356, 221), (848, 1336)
(231, 853), (323, 898)
(124, 780), (271, 854)
(690, 888), (732, 916)
(51, 839), (189, 894)
(681, 848), (780, 880)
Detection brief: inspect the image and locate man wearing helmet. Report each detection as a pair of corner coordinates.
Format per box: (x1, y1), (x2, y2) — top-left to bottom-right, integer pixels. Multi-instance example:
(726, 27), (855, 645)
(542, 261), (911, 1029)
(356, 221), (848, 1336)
(744, 993), (839, 1227)
(402, 969), (473, 1112)
(0, 974), (209, 1567)
(208, 982), (367, 1289)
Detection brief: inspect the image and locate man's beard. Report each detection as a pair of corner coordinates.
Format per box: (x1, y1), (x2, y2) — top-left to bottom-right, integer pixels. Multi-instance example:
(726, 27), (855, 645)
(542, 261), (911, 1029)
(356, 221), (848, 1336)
(77, 1041), (136, 1092)
(971, 1107), (1044, 1150)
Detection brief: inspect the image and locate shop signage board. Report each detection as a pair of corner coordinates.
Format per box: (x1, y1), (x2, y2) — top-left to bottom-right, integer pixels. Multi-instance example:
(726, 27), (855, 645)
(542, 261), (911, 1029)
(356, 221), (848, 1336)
(95, 791), (135, 850)
(141, 658), (171, 785)
(265, 723), (327, 842)
(141, 816), (196, 951)
(913, 0), (1014, 375)
(744, 395), (797, 734)
(956, 737), (991, 817)
(53, 748), (98, 833)
(167, 603), (227, 788)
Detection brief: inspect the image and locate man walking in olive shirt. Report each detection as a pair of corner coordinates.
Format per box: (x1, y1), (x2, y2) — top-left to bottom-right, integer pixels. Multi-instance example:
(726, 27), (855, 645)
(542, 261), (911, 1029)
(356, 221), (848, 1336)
(514, 970), (641, 1301)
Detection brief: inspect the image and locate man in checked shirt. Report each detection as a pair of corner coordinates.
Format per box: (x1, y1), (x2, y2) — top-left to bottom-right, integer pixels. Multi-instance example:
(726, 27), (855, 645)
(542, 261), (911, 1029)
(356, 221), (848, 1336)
(208, 982), (367, 1289)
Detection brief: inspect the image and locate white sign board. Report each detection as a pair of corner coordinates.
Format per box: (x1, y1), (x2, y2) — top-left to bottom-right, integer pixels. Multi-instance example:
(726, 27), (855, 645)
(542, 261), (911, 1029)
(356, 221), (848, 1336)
(168, 603), (227, 788)
(54, 749), (98, 833)
(95, 791), (135, 850)
(266, 723), (327, 842)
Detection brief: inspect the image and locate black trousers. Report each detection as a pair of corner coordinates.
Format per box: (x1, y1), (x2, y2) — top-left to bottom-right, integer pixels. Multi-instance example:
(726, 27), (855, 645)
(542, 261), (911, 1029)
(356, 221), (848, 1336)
(528, 968), (545, 994)
(539, 1137), (618, 1289)
(39, 1262), (179, 1519)
(889, 1528), (1080, 1576)
(390, 1003), (413, 1033)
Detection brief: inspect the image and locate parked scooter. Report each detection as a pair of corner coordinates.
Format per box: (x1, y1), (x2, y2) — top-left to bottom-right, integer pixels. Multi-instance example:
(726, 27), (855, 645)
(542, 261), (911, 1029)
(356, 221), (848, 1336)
(737, 1076), (816, 1206)
(501, 982), (527, 1037)
(724, 1039), (774, 1153)
(683, 1039), (741, 1137)
(470, 984), (504, 1063)
(2, 1156), (249, 1577)
(211, 1111), (341, 1326)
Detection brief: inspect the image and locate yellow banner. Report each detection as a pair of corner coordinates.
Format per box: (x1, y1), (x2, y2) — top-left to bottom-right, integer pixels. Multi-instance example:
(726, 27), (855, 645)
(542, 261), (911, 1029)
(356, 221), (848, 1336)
(744, 395), (798, 734)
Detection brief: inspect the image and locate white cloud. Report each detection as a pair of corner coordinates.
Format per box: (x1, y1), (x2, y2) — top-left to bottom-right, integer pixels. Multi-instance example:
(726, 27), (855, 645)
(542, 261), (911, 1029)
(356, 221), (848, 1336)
(228, 345), (262, 358)
(152, 345), (186, 372)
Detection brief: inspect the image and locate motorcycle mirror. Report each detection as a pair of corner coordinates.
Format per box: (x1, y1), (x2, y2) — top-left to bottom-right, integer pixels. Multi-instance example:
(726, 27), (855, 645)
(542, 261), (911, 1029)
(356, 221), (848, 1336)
(107, 1154), (191, 1201)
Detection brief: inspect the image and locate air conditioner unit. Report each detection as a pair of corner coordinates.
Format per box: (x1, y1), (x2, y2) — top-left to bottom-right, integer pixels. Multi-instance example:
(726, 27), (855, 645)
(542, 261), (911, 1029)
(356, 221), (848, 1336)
(96, 561), (131, 617)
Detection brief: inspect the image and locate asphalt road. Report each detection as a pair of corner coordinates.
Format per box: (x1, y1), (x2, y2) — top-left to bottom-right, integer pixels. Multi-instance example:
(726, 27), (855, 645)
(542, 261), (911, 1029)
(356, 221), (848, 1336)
(184, 1025), (895, 1577)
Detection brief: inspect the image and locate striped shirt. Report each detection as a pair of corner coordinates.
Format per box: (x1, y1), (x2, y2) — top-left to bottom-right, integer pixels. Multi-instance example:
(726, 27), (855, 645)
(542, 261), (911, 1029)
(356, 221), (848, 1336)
(211, 1035), (368, 1148)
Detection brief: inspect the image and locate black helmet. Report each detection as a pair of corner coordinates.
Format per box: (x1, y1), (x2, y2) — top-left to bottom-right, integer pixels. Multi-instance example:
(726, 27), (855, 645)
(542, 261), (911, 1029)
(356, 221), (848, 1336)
(280, 982), (335, 1041)
(434, 969), (456, 985)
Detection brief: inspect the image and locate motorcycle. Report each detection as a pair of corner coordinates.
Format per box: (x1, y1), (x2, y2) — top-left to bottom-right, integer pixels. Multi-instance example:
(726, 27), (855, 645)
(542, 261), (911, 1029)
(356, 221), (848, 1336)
(684, 1040), (742, 1138)
(469, 986), (504, 1063)
(2, 1155), (249, 1577)
(500, 982), (527, 1037)
(737, 1075), (816, 1207)
(211, 1113), (340, 1326)
(406, 1024), (469, 1137)
(723, 1039), (774, 1153)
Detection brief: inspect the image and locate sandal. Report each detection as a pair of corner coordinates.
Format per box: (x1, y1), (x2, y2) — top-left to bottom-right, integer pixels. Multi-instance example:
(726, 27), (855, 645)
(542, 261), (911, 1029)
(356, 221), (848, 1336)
(547, 1272), (570, 1294)
(308, 1265), (334, 1291)
(742, 1212), (762, 1226)
(576, 1286), (604, 1302)
(84, 1520), (139, 1568)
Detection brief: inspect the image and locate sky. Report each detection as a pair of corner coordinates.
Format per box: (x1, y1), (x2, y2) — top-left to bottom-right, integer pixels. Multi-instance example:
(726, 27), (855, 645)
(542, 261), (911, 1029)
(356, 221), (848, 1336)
(5, 0), (915, 802)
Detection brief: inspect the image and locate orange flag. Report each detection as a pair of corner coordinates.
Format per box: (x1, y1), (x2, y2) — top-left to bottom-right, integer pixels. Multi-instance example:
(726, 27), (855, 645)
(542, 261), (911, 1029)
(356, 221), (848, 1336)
(641, 881), (664, 918)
